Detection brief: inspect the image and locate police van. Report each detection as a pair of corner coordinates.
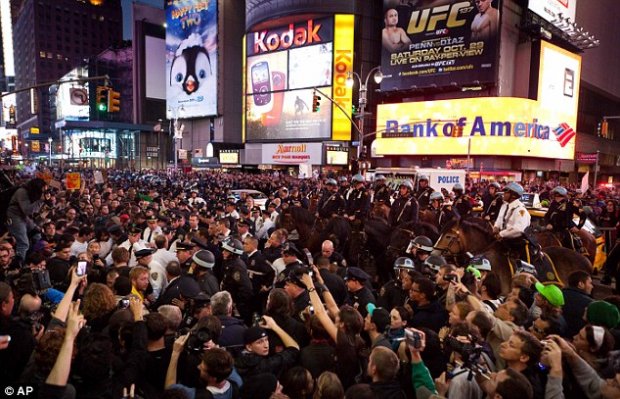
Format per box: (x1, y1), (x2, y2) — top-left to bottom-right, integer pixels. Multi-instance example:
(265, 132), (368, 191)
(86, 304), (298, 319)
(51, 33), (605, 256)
(373, 167), (466, 193)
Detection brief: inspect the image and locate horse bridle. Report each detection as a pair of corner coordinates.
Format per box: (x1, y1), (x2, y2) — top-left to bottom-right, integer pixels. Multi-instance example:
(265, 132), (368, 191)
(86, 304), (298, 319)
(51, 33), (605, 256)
(434, 227), (465, 257)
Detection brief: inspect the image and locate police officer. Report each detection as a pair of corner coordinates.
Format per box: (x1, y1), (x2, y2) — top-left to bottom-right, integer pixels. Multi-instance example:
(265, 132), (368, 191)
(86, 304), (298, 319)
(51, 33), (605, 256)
(371, 175), (392, 206)
(378, 257), (413, 311)
(220, 237), (253, 324)
(482, 182), (504, 223)
(422, 255), (447, 279)
(345, 174), (370, 221)
(431, 192), (459, 232)
(544, 186), (585, 251)
(338, 176), (351, 199)
(389, 180), (419, 227)
(452, 183), (472, 218)
(317, 178), (346, 219)
(190, 250), (219, 297)
(414, 175), (434, 210)
(274, 242), (306, 288)
(175, 241), (197, 273)
(493, 182), (531, 259)
(407, 235), (434, 271)
(345, 267), (376, 318)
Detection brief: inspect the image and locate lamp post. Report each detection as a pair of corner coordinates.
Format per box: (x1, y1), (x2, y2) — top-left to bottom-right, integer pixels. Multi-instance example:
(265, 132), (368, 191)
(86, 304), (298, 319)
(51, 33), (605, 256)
(48, 137), (53, 167)
(346, 66), (383, 162)
(168, 105), (185, 174)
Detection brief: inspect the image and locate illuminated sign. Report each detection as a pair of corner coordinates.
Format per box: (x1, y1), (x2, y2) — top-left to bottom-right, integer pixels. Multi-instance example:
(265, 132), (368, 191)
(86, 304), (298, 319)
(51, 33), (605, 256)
(375, 97), (575, 159)
(245, 17), (334, 141)
(332, 14), (354, 142)
(261, 142), (323, 165)
(165, 0), (218, 118)
(325, 145), (348, 165)
(219, 149), (240, 164)
(537, 41), (581, 128)
(529, 0), (576, 27)
(380, 0), (501, 91)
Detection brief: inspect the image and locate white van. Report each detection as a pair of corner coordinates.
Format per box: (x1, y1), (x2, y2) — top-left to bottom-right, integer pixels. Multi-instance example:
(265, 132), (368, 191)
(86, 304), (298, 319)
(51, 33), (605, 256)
(373, 167), (467, 193)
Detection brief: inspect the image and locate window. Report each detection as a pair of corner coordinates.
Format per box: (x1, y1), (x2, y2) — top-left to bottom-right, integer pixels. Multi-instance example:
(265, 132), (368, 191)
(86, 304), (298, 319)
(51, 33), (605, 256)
(39, 51), (46, 58)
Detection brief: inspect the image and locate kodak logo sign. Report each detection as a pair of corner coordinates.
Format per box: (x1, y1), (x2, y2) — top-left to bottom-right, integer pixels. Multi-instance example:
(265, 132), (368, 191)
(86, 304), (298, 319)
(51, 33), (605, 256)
(253, 19), (322, 54)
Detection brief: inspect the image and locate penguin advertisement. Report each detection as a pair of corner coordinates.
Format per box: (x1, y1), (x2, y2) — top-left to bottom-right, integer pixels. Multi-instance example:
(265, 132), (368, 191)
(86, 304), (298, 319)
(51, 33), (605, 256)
(165, 0), (218, 118)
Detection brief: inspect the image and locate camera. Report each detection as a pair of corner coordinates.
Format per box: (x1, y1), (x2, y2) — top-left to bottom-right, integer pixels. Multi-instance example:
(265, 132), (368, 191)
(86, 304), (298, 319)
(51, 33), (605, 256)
(443, 273), (457, 282)
(186, 327), (212, 353)
(118, 298), (130, 309)
(32, 269), (52, 292)
(405, 329), (422, 349)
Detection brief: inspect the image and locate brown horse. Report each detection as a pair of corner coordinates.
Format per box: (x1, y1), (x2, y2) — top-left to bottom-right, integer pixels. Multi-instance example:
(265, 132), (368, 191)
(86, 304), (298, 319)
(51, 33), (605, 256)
(534, 229), (597, 265)
(434, 218), (593, 294)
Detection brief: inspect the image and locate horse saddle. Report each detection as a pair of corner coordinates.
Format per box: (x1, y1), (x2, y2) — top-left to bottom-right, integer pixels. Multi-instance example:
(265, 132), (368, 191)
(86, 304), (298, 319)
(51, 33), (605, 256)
(506, 251), (563, 286)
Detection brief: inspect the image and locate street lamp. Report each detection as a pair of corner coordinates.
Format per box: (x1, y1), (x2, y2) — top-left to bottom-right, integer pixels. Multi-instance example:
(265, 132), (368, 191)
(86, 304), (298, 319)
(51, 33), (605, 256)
(346, 66), (383, 161)
(48, 137), (53, 167)
(168, 105), (185, 173)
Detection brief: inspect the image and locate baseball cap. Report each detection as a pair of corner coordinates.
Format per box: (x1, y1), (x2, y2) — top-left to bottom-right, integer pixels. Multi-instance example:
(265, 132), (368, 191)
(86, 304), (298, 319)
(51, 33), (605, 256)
(244, 326), (268, 345)
(366, 303), (390, 332)
(535, 282), (565, 307)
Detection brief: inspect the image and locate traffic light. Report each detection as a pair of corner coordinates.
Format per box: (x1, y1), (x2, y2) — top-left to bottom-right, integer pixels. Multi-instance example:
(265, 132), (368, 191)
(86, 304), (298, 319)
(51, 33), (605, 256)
(312, 91), (321, 112)
(108, 89), (121, 113)
(352, 104), (357, 115)
(96, 86), (109, 112)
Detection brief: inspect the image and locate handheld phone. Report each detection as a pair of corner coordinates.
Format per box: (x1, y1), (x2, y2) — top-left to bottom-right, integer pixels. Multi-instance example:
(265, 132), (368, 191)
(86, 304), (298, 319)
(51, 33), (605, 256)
(302, 248), (314, 267)
(77, 261), (88, 277)
(261, 71), (286, 126)
(405, 329), (422, 349)
(251, 61), (273, 112)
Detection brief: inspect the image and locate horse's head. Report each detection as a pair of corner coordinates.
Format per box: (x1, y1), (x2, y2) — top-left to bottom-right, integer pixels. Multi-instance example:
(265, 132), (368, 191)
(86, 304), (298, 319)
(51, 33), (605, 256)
(433, 220), (466, 258)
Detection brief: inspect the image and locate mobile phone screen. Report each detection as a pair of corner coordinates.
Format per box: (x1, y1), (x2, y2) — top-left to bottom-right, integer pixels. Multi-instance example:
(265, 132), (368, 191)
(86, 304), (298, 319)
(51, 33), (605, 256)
(252, 61), (272, 106)
(77, 261), (87, 276)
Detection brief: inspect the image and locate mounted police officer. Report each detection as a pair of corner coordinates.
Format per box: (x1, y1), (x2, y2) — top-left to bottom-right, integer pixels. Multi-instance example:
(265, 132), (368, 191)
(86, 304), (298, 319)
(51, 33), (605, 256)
(428, 192), (459, 231)
(414, 175), (434, 210)
(544, 186), (585, 252)
(482, 182), (504, 223)
(345, 174), (370, 221)
(406, 235), (434, 271)
(389, 180), (419, 227)
(493, 182), (531, 260)
(452, 183), (472, 218)
(371, 174), (392, 206)
(317, 178), (345, 220)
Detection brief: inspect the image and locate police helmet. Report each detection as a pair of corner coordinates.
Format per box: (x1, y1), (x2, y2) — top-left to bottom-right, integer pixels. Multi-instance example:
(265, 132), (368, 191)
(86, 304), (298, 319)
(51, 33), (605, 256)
(351, 174), (365, 184)
(192, 250), (216, 269)
(424, 255), (447, 272)
(339, 176), (348, 183)
(418, 175), (429, 182)
(394, 257), (415, 270)
(221, 237), (244, 256)
(326, 178), (337, 186)
(430, 192), (444, 201)
(489, 182), (501, 189)
(552, 186), (568, 197)
(411, 236), (434, 252)
(374, 174), (386, 181)
(400, 180), (414, 190)
(452, 183), (464, 192)
(505, 182), (524, 197)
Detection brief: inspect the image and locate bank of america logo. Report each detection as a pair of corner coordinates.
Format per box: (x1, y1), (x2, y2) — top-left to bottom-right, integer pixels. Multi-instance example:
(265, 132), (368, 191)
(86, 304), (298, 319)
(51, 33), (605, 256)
(553, 123), (575, 147)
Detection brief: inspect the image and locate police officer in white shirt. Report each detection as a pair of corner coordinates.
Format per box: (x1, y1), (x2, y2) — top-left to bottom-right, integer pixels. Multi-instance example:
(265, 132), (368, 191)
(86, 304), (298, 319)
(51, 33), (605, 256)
(493, 182), (531, 259)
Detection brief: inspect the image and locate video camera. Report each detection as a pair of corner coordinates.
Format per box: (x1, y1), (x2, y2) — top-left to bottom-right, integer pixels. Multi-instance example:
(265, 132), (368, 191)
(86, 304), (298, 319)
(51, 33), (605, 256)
(445, 336), (489, 380)
(185, 327), (212, 353)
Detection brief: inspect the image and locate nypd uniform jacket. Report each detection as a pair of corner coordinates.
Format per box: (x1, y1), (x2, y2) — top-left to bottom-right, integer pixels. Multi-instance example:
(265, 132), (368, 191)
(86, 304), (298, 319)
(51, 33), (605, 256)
(220, 257), (253, 315)
(246, 250), (275, 294)
(345, 187), (370, 218)
(346, 286), (376, 317)
(482, 194), (504, 223)
(377, 279), (407, 311)
(544, 200), (583, 231)
(389, 195), (419, 227)
(317, 189), (346, 219)
(494, 199), (531, 239)
(372, 185), (393, 206)
(454, 195), (473, 218)
(414, 186), (434, 210)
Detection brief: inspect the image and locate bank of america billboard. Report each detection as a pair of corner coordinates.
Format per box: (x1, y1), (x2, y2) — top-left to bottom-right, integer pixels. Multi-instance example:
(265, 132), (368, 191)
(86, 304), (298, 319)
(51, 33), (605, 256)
(165, 0), (218, 118)
(380, 0), (501, 91)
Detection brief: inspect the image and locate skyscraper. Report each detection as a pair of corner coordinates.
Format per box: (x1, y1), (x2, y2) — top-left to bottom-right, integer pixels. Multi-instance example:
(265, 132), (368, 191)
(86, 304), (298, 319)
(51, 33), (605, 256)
(12, 0), (122, 140)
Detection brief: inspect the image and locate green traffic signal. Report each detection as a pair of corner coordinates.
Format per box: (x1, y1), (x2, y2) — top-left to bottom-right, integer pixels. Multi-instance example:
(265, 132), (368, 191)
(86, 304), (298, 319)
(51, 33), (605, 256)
(98, 103), (107, 112)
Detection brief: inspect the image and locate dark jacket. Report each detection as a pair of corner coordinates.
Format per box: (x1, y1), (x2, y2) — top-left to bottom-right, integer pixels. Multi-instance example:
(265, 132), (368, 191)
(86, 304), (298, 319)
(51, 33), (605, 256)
(319, 268), (348, 306)
(217, 315), (247, 354)
(410, 300), (448, 333)
(562, 287), (593, 337)
(234, 347), (299, 379)
(370, 381), (407, 399)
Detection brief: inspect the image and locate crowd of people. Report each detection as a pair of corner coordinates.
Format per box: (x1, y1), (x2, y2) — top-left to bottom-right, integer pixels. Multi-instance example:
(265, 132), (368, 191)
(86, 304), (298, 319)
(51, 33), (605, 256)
(1, 167), (620, 399)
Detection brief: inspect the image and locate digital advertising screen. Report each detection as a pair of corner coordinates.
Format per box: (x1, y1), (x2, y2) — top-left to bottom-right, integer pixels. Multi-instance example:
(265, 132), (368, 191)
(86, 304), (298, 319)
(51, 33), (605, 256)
(528, 0), (577, 27)
(165, 0), (218, 118)
(374, 97), (575, 160)
(245, 17), (336, 141)
(380, 0), (501, 91)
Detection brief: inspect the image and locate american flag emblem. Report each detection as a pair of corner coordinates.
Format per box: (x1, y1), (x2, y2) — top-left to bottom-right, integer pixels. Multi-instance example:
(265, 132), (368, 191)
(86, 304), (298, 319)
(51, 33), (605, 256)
(553, 123), (575, 147)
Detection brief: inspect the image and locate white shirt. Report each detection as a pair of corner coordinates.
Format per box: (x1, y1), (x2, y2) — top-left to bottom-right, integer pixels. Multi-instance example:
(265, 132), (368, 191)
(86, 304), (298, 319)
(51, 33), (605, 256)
(152, 248), (178, 269)
(142, 226), (163, 245)
(256, 218), (275, 240)
(147, 259), (167, 300)
(106, 239), (148, 267)
(494, 199), (531, 239)
(70, 240), (88, 258)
